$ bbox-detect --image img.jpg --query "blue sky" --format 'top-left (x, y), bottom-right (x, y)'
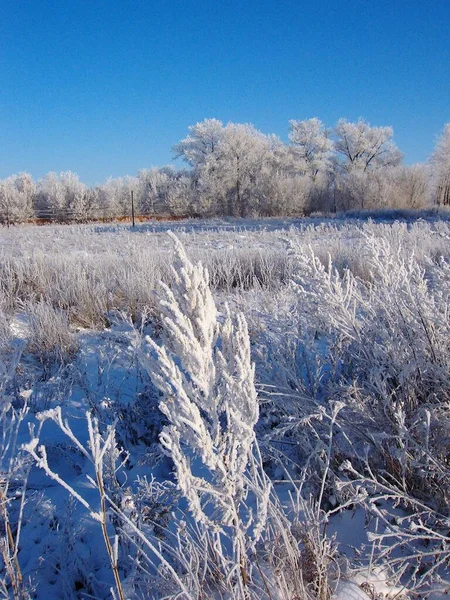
top-left (1, 0), bottom-right (449, 185)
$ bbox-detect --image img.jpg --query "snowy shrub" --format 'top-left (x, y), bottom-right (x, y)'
top-left (138, 233), bottom-right (339, 599)
top-left (139, 233), bottom-right (268, 594)
top-left (290, 222), bottom-right (449, 415)
top-left (338, 456), bottom-right (450, 596)
top-left (286, 222), bottom-right (450, 593)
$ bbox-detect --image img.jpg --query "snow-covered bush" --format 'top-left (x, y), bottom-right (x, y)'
top-left (138, 233), bottom-right (340, 599)
top-left (0, 173), bottom-right (35, 225)
top-left (286, 222), bottom-right (450, 593)
top-left (139, 233), bottom-right (268, 595)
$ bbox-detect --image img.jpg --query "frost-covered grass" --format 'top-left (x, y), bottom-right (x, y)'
top-left (0, 215), bottom-right (449, 599)
top-left (1, 216), bottom-right (448, 323)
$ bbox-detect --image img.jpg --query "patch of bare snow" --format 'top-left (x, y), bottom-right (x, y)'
top-left (352, 567), bottom-right (406, 598)
top-left (334, 580), bottom-right (371, 599)
top-left (10, 311), bottom-right (30, 340)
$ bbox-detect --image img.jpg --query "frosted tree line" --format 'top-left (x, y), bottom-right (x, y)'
top-left (1, 118), bottom-right (449, 223)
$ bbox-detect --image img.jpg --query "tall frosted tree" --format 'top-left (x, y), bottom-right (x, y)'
top-left (207, 123), bottom-right (275, 217)
top-left (289, 117), bottom-right (333, 180)
top-left (0, 172), bottom-right (35, 223)
top-left (175, 119), bottom-right (283, 217)
top-left (36, 171), bottom-right (86, 220)
top-left (334, 119), bottom-right (403, 210)
top-left (100, 175), bottom-right (138, 218)
top-left (138, 168), bottom-right (166, 214)
top-left (138, 167), bottom-right (193, 216)
top-left (173, 118), bottom-right (224, 168)
top-left (334, 118), bottom-right (403, 172)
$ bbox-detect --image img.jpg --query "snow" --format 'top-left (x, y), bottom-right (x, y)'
top-left (10, 312), bottom-right (30, 339)
top-left (333, 581), bottom-right (371, 600)
top-left (1, 216), bottom-right (449, 598)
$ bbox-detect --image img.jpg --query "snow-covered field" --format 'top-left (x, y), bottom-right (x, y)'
top-left (1, 215), bottom-right (449, 599)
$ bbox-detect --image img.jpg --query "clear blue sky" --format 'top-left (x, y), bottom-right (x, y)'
top-left (1, 0), bottom-right (449, 185)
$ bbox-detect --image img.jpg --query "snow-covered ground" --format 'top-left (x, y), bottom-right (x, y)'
top-left (1, 216), bottom-right (449, 599)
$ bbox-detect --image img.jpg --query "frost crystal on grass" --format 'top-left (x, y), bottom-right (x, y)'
top-left (140, 233), bottom-right (260, 532)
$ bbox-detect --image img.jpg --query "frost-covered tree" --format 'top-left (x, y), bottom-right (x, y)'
top-left (14, 172), bottom-right (36, 207)
top-left (333, 119), bottom-right (404, 210)
top-left (174, 118), bottom-right (225, 215)
top-left (35, 172), bottom-right (63, 219)
top-left (138, 167), bottom-right (193, 216)
top-left (70, 187), bottom-right (102, 221)
top-left (386, 164), bottom-right (429, 209)
top-left (254, 169), bottom-right (311, 216)
top-left (36, 171), bottom-right (86, 220)
top-left (335, 164), bottom-right (429, 212)
top-left (173, 118), bottom-right (224, 168)
top-left (208, 123), bottom-right (277, 217)
top-left (289, 117), bottom-right (333, 180)
top-left (430, 123), bottom-right (450, 206)
top-left (175, 119), bottom-right (289, 217)
top-left (334, 118), bottom-right (403, 172)
top-left (100, 175), bottom-right (138, 218)
top-left (0, 172), bottom-right (35, 223)
top-left (164, 172), bottom-right (192, 216)
top-left (138, 167), bottom-right (166, 214)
